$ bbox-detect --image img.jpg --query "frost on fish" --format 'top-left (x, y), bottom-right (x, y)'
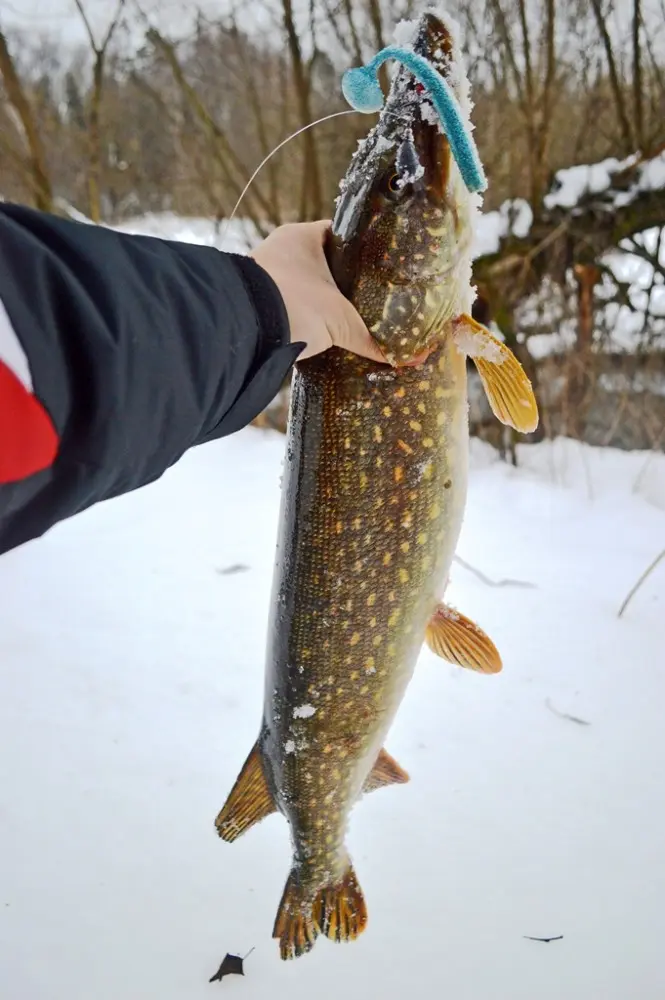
top-left (454, 326), bottom-right (505, 363)
top-left (293, 704), bottom-right (317, 719)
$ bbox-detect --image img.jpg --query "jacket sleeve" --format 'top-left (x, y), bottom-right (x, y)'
top-left (0, 203), bottom-right (302, 554)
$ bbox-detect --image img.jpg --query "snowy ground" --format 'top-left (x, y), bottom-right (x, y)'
top-left (0, 431), bottom-right (663, 1000)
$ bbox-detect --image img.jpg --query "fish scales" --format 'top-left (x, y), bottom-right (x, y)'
top-left (263, 341), bottom-right (468, 879)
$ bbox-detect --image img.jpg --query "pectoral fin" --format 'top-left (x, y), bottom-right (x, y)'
top-left (453, 314), bottom-right (539, 433)
top-left (426, 603), bottom-right (502, 674)
top-left (363, 748), bottom-right (410, 792)
top-left (215, 741), bottom-right (276, 842)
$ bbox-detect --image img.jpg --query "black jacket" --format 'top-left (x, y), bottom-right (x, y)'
top-left (0, 203), bottom-right (301, 555)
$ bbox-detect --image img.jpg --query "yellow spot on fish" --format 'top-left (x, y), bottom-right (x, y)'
top-left (383, 406), bottom-right (391, 416)
top-left (354, 560), bottom-right (362, 572)
top-left (437, 412), bottom-right (445, 426)
top-left (417, 531), bottom-right (428, 545)
top-left (373, 635), bottom-right (383, 647)
top-left (344, 436), bottom-right (351, 450)
top-left (350, 632), bottom-right (360, 646)
top-left (374, 425), bottom-right (383, 443)
top-left (383, 553), bottom-right (392, 566)
top-left (401, 541), bottom-right (410, 553)
top-left (375, 497), bottom-right (384, 509)
top-left (388, 590), bottom-right (396, 602)
top-left (332, 768), bottom-right (341, 780)
top-left (398, 439), bottom-right (414, 455)
top-left (402, 511), bottom-right (413, 528)
top-left (369, 617), bottom-right (377, 627)
top-left (423, 463), bottom-right (434, 480)
top-left (360, 472), bottom-right (368, 488)
top-left (325, 834), bottom-right (334, 845)
top-left (360, 685), bottom-right (369, 695)
top-left (353, 517), bottom-right (362, 530)
top-left (422, 554), bottom-right (433, 570)
top-left (336, 521), bottom-right (343, 534)
top-left (376, 456), bottom-right (383, 468)
top-left (412, 326), bottom-right (421, 336)
top-left (417, 402), bottom-right (427, 414)
top-left (323, 745), bottom-right (332, 754)
top-left (367, 593), bottom-right (376, 607)
top-left (350, 671), bottom-right (359, 681)
top-left (364, 657), bottom-right (375, 671)
top-left (409, 420), bottom-right (422, 432)
top-left (429, 501), bottom-right (441, 520)
top-left (388, 608), bottom-right (402, 626)
top-left (435, 386), bottom-right (445, 398)
top-left (398, 568), bottom-right (409, 583)
top-left (387, 643), bottom-right (396, 655)
top-left (394, 387), bottom-right (405, 398)
top-left (302, 649), bottom-right (312, 659)
top-left (394, 466), bottom-right (404, 483)
top-left (423, 437), bottom-right (434, 448)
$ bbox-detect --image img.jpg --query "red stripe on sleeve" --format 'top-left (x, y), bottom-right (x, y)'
top-left (0, 360), bottom-right (59, 483)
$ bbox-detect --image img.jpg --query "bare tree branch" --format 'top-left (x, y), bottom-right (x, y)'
top-left (618, 548), bottom-right (665, 617)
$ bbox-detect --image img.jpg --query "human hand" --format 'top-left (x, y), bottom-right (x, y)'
top-left (251, 221), bottom-right (386, 363)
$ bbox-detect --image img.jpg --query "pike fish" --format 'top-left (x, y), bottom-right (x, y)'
top-left (215, 10), bottom-right (538, 960)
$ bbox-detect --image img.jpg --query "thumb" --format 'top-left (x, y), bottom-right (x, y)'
top-left (330, 294), bottom-right (387, 365)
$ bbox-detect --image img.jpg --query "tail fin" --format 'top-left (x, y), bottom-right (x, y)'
top-left (273, 863), bottom-right (368, 961)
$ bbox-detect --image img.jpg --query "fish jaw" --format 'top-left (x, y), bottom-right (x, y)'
top-left (328, 11), bottom-right (480, 367)
top-left (261, 339), bottom-right (469, 889)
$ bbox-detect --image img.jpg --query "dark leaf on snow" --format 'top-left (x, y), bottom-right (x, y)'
top-left (209, 948), bottom-right (254, 984)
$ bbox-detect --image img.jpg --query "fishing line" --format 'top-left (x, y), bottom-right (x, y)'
top-left (222, 108), bottom-right (412, 245)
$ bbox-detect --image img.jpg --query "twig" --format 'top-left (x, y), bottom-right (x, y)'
top-left (545, 698), bottom-right (591, 726)
top-left (524, 934), bottom-right (564, 943)
top-left (618, 548), bottom-right (665, 618)
top-left (453, 555), bottom-right (536, 589)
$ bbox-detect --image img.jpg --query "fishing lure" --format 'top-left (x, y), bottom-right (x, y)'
top-left (342, 44), bottom-right (487, 195)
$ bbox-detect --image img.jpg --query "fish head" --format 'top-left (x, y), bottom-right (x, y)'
top-left (330, 12), bottom-right (479, 367)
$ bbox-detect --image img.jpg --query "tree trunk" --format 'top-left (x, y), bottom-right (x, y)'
top-left (282, 0), bottom-right (323, 220)
top-left (0, 31), bottom-right (53, 213)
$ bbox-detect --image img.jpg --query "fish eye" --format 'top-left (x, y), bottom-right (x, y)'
top-left (385, 172), bottom-right (408, 200)
top-left (388, 172), bottom-right (402, 193)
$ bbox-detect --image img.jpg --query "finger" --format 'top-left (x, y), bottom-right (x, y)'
top-left (332, 298), bottom-right (387, 364)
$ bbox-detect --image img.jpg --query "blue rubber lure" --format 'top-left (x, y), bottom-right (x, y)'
top-left (342, 44), bottom-right (487, 194)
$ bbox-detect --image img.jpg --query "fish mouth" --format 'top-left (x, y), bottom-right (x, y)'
top-left (333, 12), bottom-right (459, 247)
